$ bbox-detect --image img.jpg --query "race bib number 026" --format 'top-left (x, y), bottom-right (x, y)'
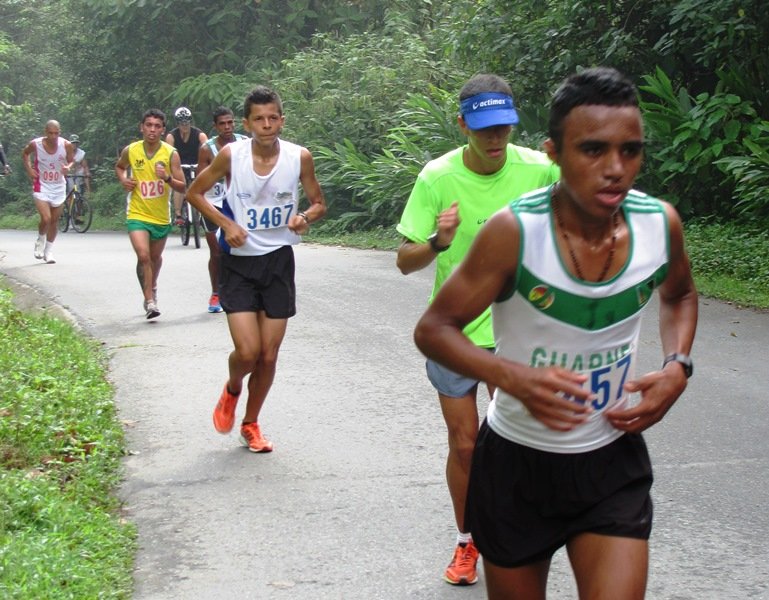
top-left (246, 204), bottom-right (294, 230)
top-left (139, 180), bottom-right (166, 199)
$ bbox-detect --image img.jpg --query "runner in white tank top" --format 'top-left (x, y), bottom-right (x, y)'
top-left (196, 106), bottom-right (248, 313)
top-left (21, 120), bottom-right (75, 263)
top-left (185, 86), bottom-right (327, 455)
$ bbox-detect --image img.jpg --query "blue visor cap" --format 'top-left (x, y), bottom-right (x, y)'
top-left (460, 92), bottom-right (519, 130)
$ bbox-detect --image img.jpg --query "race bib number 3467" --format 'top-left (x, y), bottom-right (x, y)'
top-left (246, 204), bottom-right (294, 230)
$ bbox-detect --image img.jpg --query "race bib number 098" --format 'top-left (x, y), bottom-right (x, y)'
top-left (246, 204), bottom-right (294, 230)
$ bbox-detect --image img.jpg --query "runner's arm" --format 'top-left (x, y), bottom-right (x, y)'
top-left (114, 146), bottom-right (136, 192)
top-left (606, 201), bottom-right (698, 432)
top-left (298, 147), bottom-right (326, 222)
top-left (397, 201), bottom-right (460, 274)
top-left (187, 146), bottom-right (246, 248)
top-left (21, 140), bottom-right (42, 181)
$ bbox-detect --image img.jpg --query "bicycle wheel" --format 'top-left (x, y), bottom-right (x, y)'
top-left (58, 203), bottom-right (70, 233)
top-left (180, 199), bottom-right (191, 246)
top-left (191, 205), bottom-right (201, 248)
top-left (71, 192), bottom-right (93, 233)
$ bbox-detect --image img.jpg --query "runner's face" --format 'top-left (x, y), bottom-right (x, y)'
top-left (460, 119), bottom-right (513, 174)
top-left (243, 102), bottom-right (284, 146)
top-left (140, 117), bottom-right (165, 143)
top-left (44, 124), bottom-right (60, 143)
top-left (547, 104), bottom-right (644, 218)
top-left (214, 115), bottom-right (236, 140)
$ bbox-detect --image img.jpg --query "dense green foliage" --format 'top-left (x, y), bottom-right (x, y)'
top-left (1, 0), bottom-right (767, 227)
top-left (0, 288), bottom-right (134, 598)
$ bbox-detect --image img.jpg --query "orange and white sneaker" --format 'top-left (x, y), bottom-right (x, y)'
top-left (240, 422), bottom-right (273, 453)
top-left (213, 385), bottom-right (239, 433)
top-left (444, 541), bottom-right (479, 586)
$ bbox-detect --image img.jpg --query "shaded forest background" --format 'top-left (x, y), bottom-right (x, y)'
top-left (1, 0), bottom-right (768, 231)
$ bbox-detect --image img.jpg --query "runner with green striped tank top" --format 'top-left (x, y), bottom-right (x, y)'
top-left (414, 67), bottom-right (698, 599)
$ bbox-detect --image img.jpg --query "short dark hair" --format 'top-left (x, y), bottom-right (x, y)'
top-left (459, 74), bottom-right (513, 102)
top-left (212, 106), bottom-right (234, 123)
top-left (244, 86), bottom-right (283, 119)
top-left (548, 67), bottom-right (639, 151)
top-left (142, 108), bottom-right (166, 125)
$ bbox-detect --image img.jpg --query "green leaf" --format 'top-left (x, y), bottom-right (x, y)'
top-left (723, 120), bottom-right (741, 142)
top-left (684, 142), bottom-right (703, 162)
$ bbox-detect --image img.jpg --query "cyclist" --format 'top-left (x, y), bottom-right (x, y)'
top-left (165, 107), bottom-right (207, 226)
top-left (197, 106), bottom-right (248, 313)
top-left (21, 120), bottom-right (75, 263)
top-left (66, 134), bottom-right (91, 196)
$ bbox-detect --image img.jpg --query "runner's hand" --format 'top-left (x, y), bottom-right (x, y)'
top-left (606, 369), bottom-right (687, 433)
top-left (221, 221), bottom-right (247, 248)
top-left (499, 363), bottom-right (593, 431)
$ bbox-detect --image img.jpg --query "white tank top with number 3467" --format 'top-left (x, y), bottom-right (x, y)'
top-left (222, 137), bottom-right (302, 256)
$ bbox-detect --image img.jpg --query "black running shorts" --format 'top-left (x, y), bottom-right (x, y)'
top-left (219, 246), bottom-right (296, 318)
top-left (466, 421), bottom-right (653, 568)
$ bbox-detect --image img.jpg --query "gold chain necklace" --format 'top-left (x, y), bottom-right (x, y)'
top-left (552, 194), bottom-right (619, 282)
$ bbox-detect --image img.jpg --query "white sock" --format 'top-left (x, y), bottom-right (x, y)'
top-left (45, 241), bottom-right (54, 252)
top-left (37, 234), bottom-right (45, 244)
top-left (456, 531), bottom-right (472, 546)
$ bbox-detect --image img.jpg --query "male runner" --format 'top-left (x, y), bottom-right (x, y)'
top-left (115, 109), bottom-right (186, 319)
top-left (21, 120), bottom-right (75, 264)
top-left (196, 106), bottom-right (248, 313)
top-left (186, 86), bottom-right (326, 452)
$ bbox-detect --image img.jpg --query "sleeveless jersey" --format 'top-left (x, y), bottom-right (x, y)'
top-left (489, 187), bottom-right (670, 453)
top-left (203, 134), bottom-right (247, 208)
top-left (125, 140), bottom-right (176, 225)
top-left (220, 137), bottom-right (302, 256)
top-left (32, 137), bottom-right (68, 196)
top-left (171, 127), bottom-right (203, 165)
top-left (397, 144), bottom-right (559, 348)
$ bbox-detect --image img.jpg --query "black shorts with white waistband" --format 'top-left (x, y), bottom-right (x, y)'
top-left (466, 420), bottom-right (653, 568)
top-left (219, 246), bottom-right (296, 318)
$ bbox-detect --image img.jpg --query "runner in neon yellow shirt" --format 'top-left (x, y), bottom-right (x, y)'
top-left (396, 73), bottom-right (559, 587)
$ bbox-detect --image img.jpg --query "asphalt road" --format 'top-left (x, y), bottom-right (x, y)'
top-left (1, 229), bottom-right (768, 599)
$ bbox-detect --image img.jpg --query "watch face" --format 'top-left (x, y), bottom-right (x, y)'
top-left (665, 354), bottom-right (692, 378)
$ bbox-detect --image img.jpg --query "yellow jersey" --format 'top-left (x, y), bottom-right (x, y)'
top-left (125, 141), bottom-right (175, 225)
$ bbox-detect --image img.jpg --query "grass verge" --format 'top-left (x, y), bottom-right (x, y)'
top-left (685, 220), bottom-right (769, 310)
top-left (0, 286), bottom-right (135, 599)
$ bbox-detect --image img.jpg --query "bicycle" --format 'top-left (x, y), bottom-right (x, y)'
top-left (58, 175), bottom-right (93, 233)
top-left (178, 163), bottom-right (202, 248)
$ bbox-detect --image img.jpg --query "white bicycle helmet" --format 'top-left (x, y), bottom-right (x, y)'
top-left (174, 107), bottom-right (192, 122)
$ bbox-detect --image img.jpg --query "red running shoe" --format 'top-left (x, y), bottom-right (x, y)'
top-left (213, 385), bottom-right (239, 433)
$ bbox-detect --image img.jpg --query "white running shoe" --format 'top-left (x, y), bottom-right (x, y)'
top-left (143, 300), bottom-right (160, 320)
top-left (44, 251), bottom-right (56, 264)
top-left (34, 238), bottom-right (45, 259)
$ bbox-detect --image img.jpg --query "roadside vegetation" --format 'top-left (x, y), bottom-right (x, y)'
top-left (0, 288), bottom-right (134, 599)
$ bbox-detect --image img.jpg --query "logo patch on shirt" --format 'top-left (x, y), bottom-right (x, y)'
top-left (134, 159), bottom-right (145, 170)
top-left (635, 278), bottom-right (656, 307)
top-left (528, 285), bottom-right (555, 310)
top-left (275, 191), bottom-right (293, 203)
